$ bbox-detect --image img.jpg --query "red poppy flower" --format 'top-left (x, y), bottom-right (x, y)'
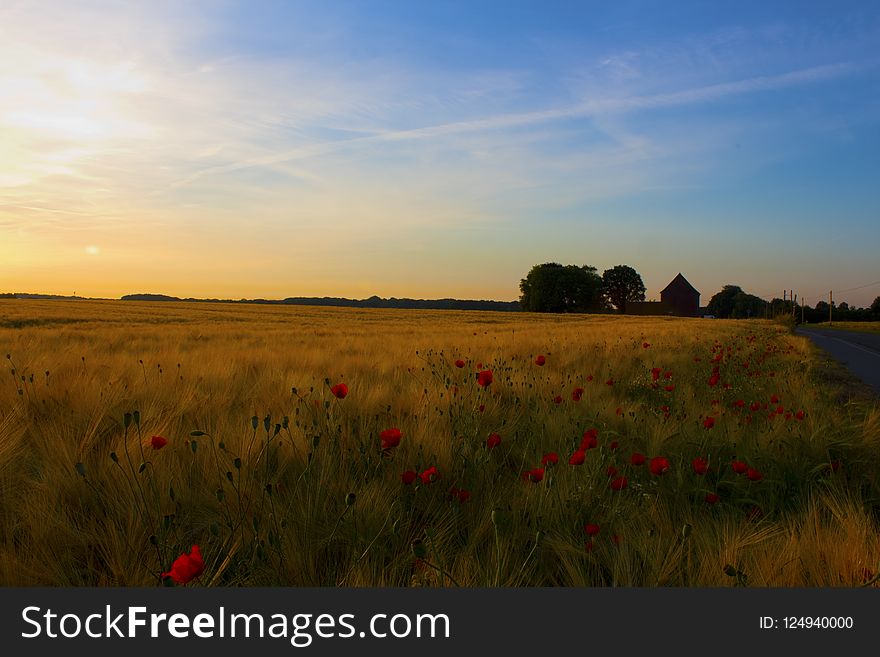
top-left (553, 395), bottom-right (563, 404)
top-left (703, 417), bottom-right (715, 429)
top-left (664, 385), bottom-right (675, 392)
top-left (732, 460), bottom-right (748, 475)
top-left (380, 428), bottom-right (402, 450)
top-left (705, 493), bottom-right (720, 505)
top-left (630, 452), bottom-right (645, 466)
top-left (478, 404), bottom-right (485, 413)
top-left (535, 355), bottom-right (546, 366)
top-left (584, 523), bottom-right (600, 536)
top-left (609, 476), bottom-right (628, 491)
top-left (746, 468), bottom-right (763, 482)
top-left (770, 394), bottom-right (780, 404)
top-left (401, 470), bottom-right (417, 485)
top-left (664, 371), bottom-right (673, 379)
top-left (708, 373), bottom-right (720, 387)
top-left (330, 383), bottom-right (348, 399)
top-left (830, 460), bottom-right (840, 472)
top-left (419, 466), bottom-right (439, 484)
top-left (454, 359), bottom-right (465, 368)
top-left (609, 440), bottom-right (619, 451)
top-left (606, 465), bottom-right (618, 478)
top-left (486, 433), bottom-right (501, 449)
top-left (584, 540), bottom-right (594, 552)
top-left (523, 468), bottom-right (544, 483)
top-left (586, 375), bottom-right (593, 382)
top-left (651, 367), bottom-right (661, 382)
top-left (795, 410), bottom-right (805, 420)
top-left (541, 452), bottom-right (559, 467)
top-left (150, 435), bottom-right (169, 450)
top-left (578, 428), bottom-right (597, 450)
top-left (605, 378), bottom-right (614, 386)
top-left (476, 362), bottom-right (483, 369)
top-left (649, 456), bottom-right (670, 476)
top-left (477, 370), bottom-right (493, 387)
top-left (692, 457), bottom-right (709, 475)
top-left (733, 399), bottom-right (745, 408)
top-left (571, 387), bottom-right (584, 401)
top-left (449, 487), bottom-right (470, 503)
top-left (162, 545), bottom-right (205, 585)
top-left (615, 406), bottom-right (623, 415)
top-left (643, 342), bottom-right (651, 349)
top-left (750, 401), bottom-right (761, 412)
top-left (569, 450), bottom-right (586, 465)
top-left (611, 534), bottom-right (621, 546)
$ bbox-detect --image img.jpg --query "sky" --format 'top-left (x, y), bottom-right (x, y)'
top-left (1, 0), bottom-right (879, 307)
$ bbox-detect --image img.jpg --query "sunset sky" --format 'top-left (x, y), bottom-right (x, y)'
top-left (1, 0), bottom-right (879, 306)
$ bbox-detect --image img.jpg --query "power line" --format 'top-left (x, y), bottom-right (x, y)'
top-left (835, 280), bottom-right (880, 294)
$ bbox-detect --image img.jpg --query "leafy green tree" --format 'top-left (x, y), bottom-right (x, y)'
top-left (706, 285), bottom-right (743, 318)
top-left (871, 296), bottom-right (880, 318)
top-left (730, 292), bottom-right (767, 319)
top-left (600, 265), bottom-right (646, 313)
top-left (519, 263), bottom-right (604, 313)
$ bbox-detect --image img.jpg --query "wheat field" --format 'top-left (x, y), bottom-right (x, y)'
top-left (1, 299), bottom-right (878, 586)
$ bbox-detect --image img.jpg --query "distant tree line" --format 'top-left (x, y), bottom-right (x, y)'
top-left (518, 263), bottom-right (646, 313)
top-left (120, 294), bottom-right (521, 312)
top-left (706, 286), bottom-right (880, 322)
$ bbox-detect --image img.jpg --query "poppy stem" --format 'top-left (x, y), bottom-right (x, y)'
top-left (419, 559), bottom-right (461, 588)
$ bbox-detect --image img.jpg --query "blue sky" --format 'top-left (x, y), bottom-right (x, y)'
top-left (1, 0), bottom-right (878, 306)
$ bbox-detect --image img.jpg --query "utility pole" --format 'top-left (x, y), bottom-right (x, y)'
top-left (793, 293), bottom-right (797, 319)
top-left (801, 298), bottom-right (805, 324)
top-left (829, 290), bottom-right (833, 326)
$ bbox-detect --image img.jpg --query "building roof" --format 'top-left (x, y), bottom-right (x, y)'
top-left (661, 273), bottom-right (700, 296)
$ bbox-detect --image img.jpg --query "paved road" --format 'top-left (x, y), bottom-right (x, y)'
top-left (796, 327), bottom-right (880, 392)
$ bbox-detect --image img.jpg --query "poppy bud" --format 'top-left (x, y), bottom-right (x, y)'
top-left (132, 410), bottom-right (140, 426)
top-left (149, 534), bottom-right (158, 545)
top-left (312, 435), bottom-right (321, 448)
top-left (216, 489), bottom-right (225, 502)
top-left (169, 485), bottom-right (175, 501)
top-left (251, 416), bottom-right (259, 430)
top-left (226, 471), bottom-right (234, 482)
top-left (110, 452), bottom-right (118, 462)
top-left (411, 539), bottom-right (428, 560)
top-left (123, 413), bottom-right (131, 428)
top-left (209, 523), bottom-right (219, 536)
top-left (138, 462), bottom-right (146, 474)
top-left (190, 430), bottom-right (205, 436)
top-left (233, 458), bottom-right (241, 469)
top-left (282, 416), bottom-right (289, 429)
top-left (345, 492), bottom-right (356, 506)
top-left (74, 462), bottom-right (87, 477)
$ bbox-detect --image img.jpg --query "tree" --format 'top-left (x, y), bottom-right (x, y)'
top-left (706, 285), bottom-right (743, 318)
top-left (732, 292), bottom-right (766, 318)
top-left (519, 263), bottom-right (604, 313)
top-left (600, 265), bottom-right (646, 313)
top-left (871, 296), bottom-right (880, 318)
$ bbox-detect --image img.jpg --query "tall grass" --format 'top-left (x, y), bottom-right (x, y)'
top-left (0, 299), bottom-right (877, 586)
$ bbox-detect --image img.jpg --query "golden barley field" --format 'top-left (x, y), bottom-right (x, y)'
top-left (1, 299), bottom-right (878, 586)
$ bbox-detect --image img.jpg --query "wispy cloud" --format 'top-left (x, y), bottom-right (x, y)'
top-left (175, 61), bottom-right (856, 188)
